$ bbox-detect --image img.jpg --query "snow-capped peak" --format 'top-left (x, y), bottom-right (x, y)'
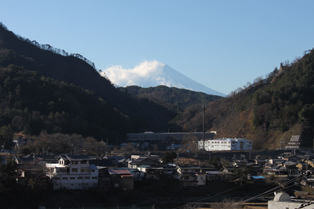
top-left (101, 60), bottom-right (225, 97)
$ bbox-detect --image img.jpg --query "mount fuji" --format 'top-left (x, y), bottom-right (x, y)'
top-left (101, 61), bottom-right (226, 97)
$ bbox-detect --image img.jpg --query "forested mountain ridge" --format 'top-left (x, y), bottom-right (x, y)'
top-left (0, 22), bottom-right (178, 135)
top-left (119, 85), bottom-right (222, 111)
top-left (179, 48), bottom-right (314, 149)
top-left (0, 65), bottom-right (132, 146)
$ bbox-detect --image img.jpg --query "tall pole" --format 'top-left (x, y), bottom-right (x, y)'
top-left (202, 105), bottom-right (206, 150)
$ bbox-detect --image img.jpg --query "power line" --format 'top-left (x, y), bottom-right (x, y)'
top-left (173, 174), bottom-right (304, 209)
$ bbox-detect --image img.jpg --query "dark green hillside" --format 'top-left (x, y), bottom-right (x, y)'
top-left (178, 48), bottom-right (314, 149)
top-left (0, 65), bottom-right (131, 142)
top-left (0, 23), bottom-right (178, 133)
top-left (120, 85), bottom-right (222, 111)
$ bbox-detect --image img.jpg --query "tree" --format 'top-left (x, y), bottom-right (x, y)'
top-left (0, 125), bottom-right (14, 149)
top-left (162, 151), bottom-right (177, 165)
top-left (0, 159), bottom-right (17, 193)
top-left (208, 156), bottom-right (223, 171)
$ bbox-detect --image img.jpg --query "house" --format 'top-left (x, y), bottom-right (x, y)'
top-left (90, 159), bottom-right (119, 170)
top-left (177, 165), bottom-right (201, 174)
top-left (164, 164), bottom-right (177, 174)
top-left (206, 171), bottom-right (233, 181)
top-left (16, 165), bottom-right (49, 187)
top-left (14, 154), bottom-right (58, 165)
top-left (45, 155), bottom-right (99, 190)
top-left (108, 169), bottom-right (134, 190)
top-left (174, 165), bottom-right (206, 187)
top-left (137, 165), bottom-right (163, 180)
top-left (97, 166), bottom-right (110, 189)
top-left (34, 155), bottom-right (58, 165)
top-left (174, 172), bottom-right (206, 187)
top-left (128, 168), bottom-right (145, 181)
top-left (267, 158), bottom-right (285, 166)
top-left (128, 156), bottom-right (162, 169)
top-left (283, 161), bottom-right (299, 176)
top-left (279, 154), bottom-right (301, 163)
top-left (14, 154), bottom-right (35, 164)
top-left (296, 162), bottom-right (310, 172)
top-left (263, 165), bottom-right (288, 175)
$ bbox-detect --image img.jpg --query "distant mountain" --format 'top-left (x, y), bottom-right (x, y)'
top-left (102, 62), bottom-right (226, 97)
top-left (160, 64), bottom-right (226, 97)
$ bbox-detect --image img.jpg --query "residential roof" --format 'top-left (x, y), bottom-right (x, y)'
top-left (59, 155), bottom-right (90, 161)
top-left (90, 159), bottom-right (116, 167)
top-left (108, 169), bottom-right (131, 175)
top-left (206, 171), bottom-right (232, 175)
top-left (89, 164), bottom-right (98, 170)
top-left (251, 176), bottom-right (266, 180)
top-left (284, 161), bottom-right (297, 166)
top-left (129, 157), bottom-right (160, 165)
top-left (138, 165), bottom-right (163, 169)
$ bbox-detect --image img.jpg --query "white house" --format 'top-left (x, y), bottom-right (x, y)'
top-left (46, 155), bottom-right (98, 190)
top-left (198, 138), bottom-right (252, 151)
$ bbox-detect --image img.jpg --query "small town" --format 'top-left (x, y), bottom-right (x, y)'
top-left (1, 132), bottom-right (314, 208)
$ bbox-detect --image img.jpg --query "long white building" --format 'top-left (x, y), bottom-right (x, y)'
top-left (198, 138), bottom-right (252, 151)
top-left (46, 155), bottom-right (99, 190)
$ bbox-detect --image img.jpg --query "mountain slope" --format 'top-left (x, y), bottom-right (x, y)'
top-left (0, 22), bottom-right (178, 134)
top-left (178, 48), bottom-right (314, 149)
top-left (0, 65), bottom-right (130, 142)
top-left (120, 85), bottom-right (222, 111)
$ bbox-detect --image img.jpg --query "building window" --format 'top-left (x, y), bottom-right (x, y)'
top-left (55, 177), bottom-right (60, 180)
top-left (62, 177), bottom-right (68, 180)
top-left (91, 170), bottom-right (95, 172)
top-left (60, 168), bottom-right (67, 173)
top-left (92, 177), bottom-right (97, 179)
top-left (70, 177), bottom-right (75, 180)
top-left (72, 161), bottom-right (78, 165)
top-left (85, 177), bottom-right (90, 179)
top-left (81, 168), bottom-right (89, 172)
top-left (240, 141), bottom-right (244, 149)
top-left (72, 168), bottom-right (78, 172)
top-left (77, 177), bottom-right (82, 179)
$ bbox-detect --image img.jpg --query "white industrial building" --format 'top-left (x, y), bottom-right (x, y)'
top-left (198, 138), bottom-right (252, 151)
top-left (46, 155), bottom-right (99, 190)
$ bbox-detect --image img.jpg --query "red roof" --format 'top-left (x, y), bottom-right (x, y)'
top-left (108, 169), bottom-right (130, 175)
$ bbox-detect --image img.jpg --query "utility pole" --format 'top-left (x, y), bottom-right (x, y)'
top-left (202, 105), bottom-right (206, 150)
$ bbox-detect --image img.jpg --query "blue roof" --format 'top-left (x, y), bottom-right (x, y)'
top-left (251, 176), bottom-right (266, 179)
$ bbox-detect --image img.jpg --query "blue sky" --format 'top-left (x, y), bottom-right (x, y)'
top-left (0, 0), bottom-right (313, 95)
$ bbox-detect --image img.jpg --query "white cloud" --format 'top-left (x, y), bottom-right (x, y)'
top-left (101, 60), bottom-right (165, 87)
